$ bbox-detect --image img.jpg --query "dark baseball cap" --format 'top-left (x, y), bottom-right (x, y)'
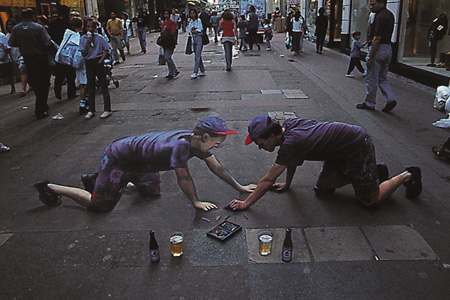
top-left (245, 115), bottom-right (274, 145)
top-left (196, 117), bottom-right (237, 135)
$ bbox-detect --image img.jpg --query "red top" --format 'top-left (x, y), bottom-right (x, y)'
top-left (222, 19), bottom-right (234, 37)
top-left (162, 19), bottom-right (177, 41)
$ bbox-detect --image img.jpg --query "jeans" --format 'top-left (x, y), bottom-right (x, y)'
top-left (164, 47), bottom-right (178, 76)
top-left (193, 34), bottom-right (205, 74)
top-left (23, 55), bottom-right (50, 116)
top-left (364, 44), bottom-right (395, 108)
top-left (137, 27), bottom-right (146, 52)
top-left (213, 26), bottom-right (219, 42)
top-left (86, 59), bottom-right (111, 113)
top-left (110, 34), bottom-right (125, 62)
top-left (223, 41), bottom-right (233, 69)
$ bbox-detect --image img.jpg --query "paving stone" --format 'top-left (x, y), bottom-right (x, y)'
top-left (362, 225), bottom-right (438, 261)
top-left (305, 227), bottom-right (374, 262)
top-left (261, 90), bottom-right (283, 94)
top-left (246, 228), bottom-right (311, 264)
top-left (282, 89), bottom-right (309, 99)
top-left (0, 233), bottom-right (13, 247)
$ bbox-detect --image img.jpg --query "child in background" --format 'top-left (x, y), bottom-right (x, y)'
top-left (264, 19), bottom-right (273, 51)
top-left (237, 15), bottom-right (248, 52)
top-left (79, 18), bottom-right (112, 119)
top-left (346, 31), bottom-right (367, 78)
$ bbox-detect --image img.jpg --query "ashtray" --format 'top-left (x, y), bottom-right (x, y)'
top-left (207, 221), bottom-right (242, 241)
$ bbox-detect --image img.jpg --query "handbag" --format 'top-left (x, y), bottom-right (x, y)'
top-left (55, 30), bottom-right (79, 66)
top-left (202, 32), bottom-right (209, 45)
top-left (185, 35), bottom-right (193, 55)
top-left (157, 47), bottom-right (166, 65)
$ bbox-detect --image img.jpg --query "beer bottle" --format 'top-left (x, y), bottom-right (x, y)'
top-left (149, 230), bottom-right (160, 263)
top-left (282, 228), bottom-right (293, 263)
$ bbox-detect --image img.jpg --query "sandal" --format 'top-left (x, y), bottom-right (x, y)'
top-left (432, 145), bottom-right (450, 160)
top-left (403, 166), bottom-right (422, 199)
top-left (34, 181), bottom-right (62, 206)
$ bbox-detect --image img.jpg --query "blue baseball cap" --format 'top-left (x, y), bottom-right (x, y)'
top-left (196, 117), bottom-right (237, 135)
top-left (245, 115), bottom-right (274, 145)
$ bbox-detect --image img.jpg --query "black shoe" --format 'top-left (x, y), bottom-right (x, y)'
top-left (174, 71), bottom-right (180, 78)
top-left (426, 63), bottom-right (436, 67)
top-left (164, 74), bottom-right (174, 79)
top-left (403, 166), bottom-right (422, 199)
top-left (313, 185), bottom-right (336, 195)
top-left (226, 67), bottom-right (231, 71)
top-left (36, 112), bottom-right (50, 120)
top-left (356, 102), bottom-right (375, 110)
top-left (54, 91), bottom-right (62, 100)
top-left (382, 100), bottom-right (397, 113)
top-left (377, 163), bottom-right (389, 183)
top-left (257, 44), bottom-right (261, 51)
top-left (34, 181), bottom-right (62, 206)
top-left (81, 173), bottom-right (98, 194)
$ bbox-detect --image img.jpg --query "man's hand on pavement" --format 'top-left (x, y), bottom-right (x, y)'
top-left (238, 184), bottom-right (257, 193)
top-left (193, 201), bottom-right (218, 211)
top-left (272, 182), bottom-right (290, 193)
top-left (227, 199), bottom-right (248, 211)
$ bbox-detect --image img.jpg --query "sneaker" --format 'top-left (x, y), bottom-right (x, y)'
top-left (191, 73), bottom-right (198, 79)
top-left (266, 48), bottom-right (271, 51)
top-left (174, 71), bottom-right (180, 78)
top-left (356, 102), bottom-right (375, 110)
top-left (0, 143), bottom-right (10, 153)
top-left (198, 72), bottom-right (206, 77)
top-left (346, 74), bottom-right (354, 78)
top-left (34, 181), bottom-right (62, 206)
top-left (377, 163), bottom-right (389, 183)
top-left (403, 166), bottom-right (422, 199)
top-left (164, 74), bottom-right (174, 79)
top-left (81, 173), bottom-right (98, 194)
top-left (382, 100), bottom-right (397, 113)
top-left (85, 112), bottom-right (95, 119)
top-left (100, 111), bottom-right (112, 119)
top-left (363, 71), bottom-right (367, 77)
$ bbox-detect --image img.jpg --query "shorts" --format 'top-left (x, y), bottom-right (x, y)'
top-left (91, 146), bottom-right (161, 210)
top-left (0, 62), bottom-right (13, 78)
top-left (320, 135), bottom-right (379, 205)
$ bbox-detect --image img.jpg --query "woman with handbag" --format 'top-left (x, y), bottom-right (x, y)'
top-left (218, 10), bottom-right (239, 71)
top-left (189, 9), bottom-right (206, 79)
top-left (161, 9), bottom-right (179, 79)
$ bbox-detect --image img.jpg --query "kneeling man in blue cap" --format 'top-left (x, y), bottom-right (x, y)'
top-left (227, 115), bottom-right (422, 210)
top-left (35, 117), bottom-right (256, 212)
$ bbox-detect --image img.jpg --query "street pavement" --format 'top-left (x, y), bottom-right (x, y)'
top-left (0, 31), bottom-right (450, 299)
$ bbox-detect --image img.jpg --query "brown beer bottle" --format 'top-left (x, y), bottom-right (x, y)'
top-left (282, 228), bottom-right (293, 263)
top-left (149, 230), bottom-right (160, 263)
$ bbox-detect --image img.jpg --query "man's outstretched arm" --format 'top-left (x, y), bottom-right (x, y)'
top-left (175, 167), bottom-right (217, 211)
top-left (204, 155), bottom-right (256, 193)
top-left (227, 163), bottom-right (287, 210)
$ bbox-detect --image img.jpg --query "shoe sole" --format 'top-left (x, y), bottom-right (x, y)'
top-left (34, 181), bottom-right (61, 206)
top-left (382, 101), bottom-right (397, 113)
top-left (403, 166), bottom-right (422, 198)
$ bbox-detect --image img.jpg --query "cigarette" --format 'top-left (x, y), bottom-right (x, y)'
top-left (202, 217), bottom-right (211, 222)
top-left (243, 214), bottom-right (248, 220)
top-left (216, 216), bottom-right (221, 222)
top-left (374, 255), bottom-right (379, 261)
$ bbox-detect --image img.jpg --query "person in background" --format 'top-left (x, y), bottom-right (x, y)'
top-left (180, 10), bottom-right (187, 33)
top-left (162, 9), bottom-right (179, 79)
top-left (122, 12), bottom-right (132, 55)
top-left (210, 11), bottom-right (220, 43)
top-left (218, 10), bottom-right (239, 71)
top-left (36, 15), bottom-right (49, 31)
top-left (237, 15), bottom-right (248, 51)
top-left (315, 7), bottom-right (328, 54)
top-left (189, 8), bottom-right (206, 79)
top-left (264, 18), bottom-right (273, 51)
top-left (291, 10), bottom-right (304, 55)
top-left (9, 8), bottom-right (52, 120)
top-left (70, 17), bottom-right (88, 114)
top-left (6, 19), bottom-right (28, 97)
top-left (0, 31), bottom-right (15, 95)
top-left (106, 11), bottom-right (126, 64)
top-left (79, 18), bottom-right (112, 119)
top-left (170, 8), bottom-right (180, 41)
top-left (132, 8), bottom-right (148, 53)
top-left (247, 5), bottom-right (260, 51)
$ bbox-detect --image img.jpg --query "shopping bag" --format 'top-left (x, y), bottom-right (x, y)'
top-left (185, 36), bottom-right (193, 55)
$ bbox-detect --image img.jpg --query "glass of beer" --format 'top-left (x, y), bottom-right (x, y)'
top-left (258, 230), bottom-right (273, 256)
top-left (170, 232), bottom-right (184, 257)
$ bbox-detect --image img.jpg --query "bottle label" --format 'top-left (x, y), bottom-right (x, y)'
top-left (282, 249), bottom-right (292, 262)
top-left (150, 249), bottom-right (160, 262)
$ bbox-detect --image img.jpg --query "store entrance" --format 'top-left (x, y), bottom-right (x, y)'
top-left (326, 0), bottom-right (342, 47)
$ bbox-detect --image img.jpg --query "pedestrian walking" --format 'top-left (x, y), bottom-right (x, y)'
top-left (34, 117), bottom-right (256, 212)
top-left (106, 12), bottom-right (126, 64)
top-left (170, 9), bottom-right (180, 41)
top-left (180, 10), bottom-right (187, 33)
top-left (237, 15), bottom-right (248, 51)
top-left (189, 9), bottom-right (206, 79)
top-left (69, 17), bottom-right (88, 114)
top-left (132, 8), bottom-right (148, 53)
top-left (285, 10), bottom-right (294, 49)
top-left (218, 10), bottom-right (239, 71)
top-left (227, 116), bottom-right (423, 210)
top-left (291, 10), bottom-right (305, 55)
top-left (315, 7), bottom-right (328, 54)
top-left (122, 12), bottom-right (132, 55)
top-left (8, 8), bottom-right (52, 120)
top-left (79, 18), bottom-right (112, 120)
top-left (247, 5), bottom-right (260, 51)
top-left (210, 11), bottom-right (220, 43)
top-left (0, 31), bottom-right (15, 95)
top-left (346, 31), bottom-right (367, 78)
top-left (5, 19), bottom-right (28, 97)
top-left (357, 0), bottom-right (397, 112)
top-left (161, 9), bottom-right (179, 79)
top-left (264, 19), bottom-right (273, 51)
top-left (49, 5), bottom-right (77, 100)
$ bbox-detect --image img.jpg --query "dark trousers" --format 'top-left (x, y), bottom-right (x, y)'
top-left (347, 57), bottom-right (365, 74)
top-left (429, 37), bottom-right (438, 64)
top-left (86, 59), bottom-right (111, 113)
top-left (316, 34), bottom-right (325, 52)
top-left (248, 28), bottom-right (259, 49)
top-left (54, 62), bottom-right (76, 99)
top-left (23, 55), bottom-right (50, 116)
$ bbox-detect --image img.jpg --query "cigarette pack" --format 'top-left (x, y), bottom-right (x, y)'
top-left (206, 221), bottom-right (242, 241)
